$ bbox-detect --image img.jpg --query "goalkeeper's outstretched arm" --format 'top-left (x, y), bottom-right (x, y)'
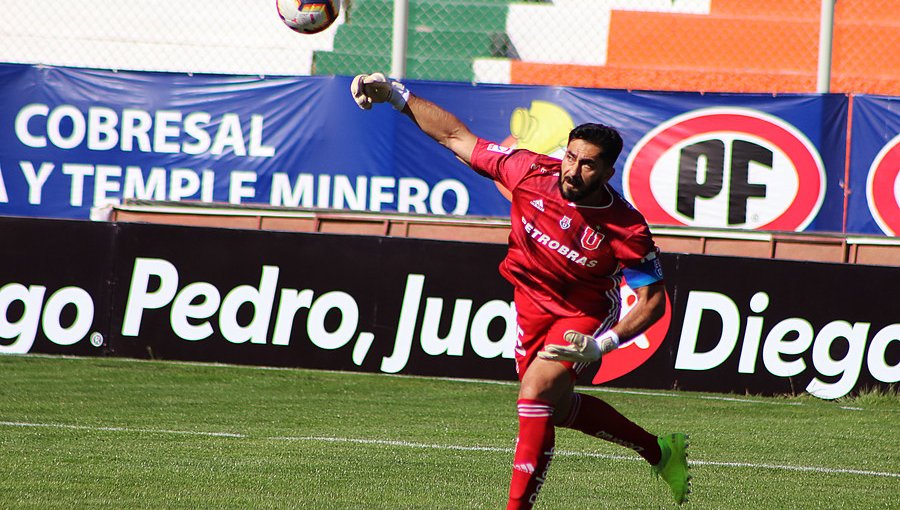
top-left (351, 73), bottom-right (477, 165)
top-left (402, 94), bottom-right (477, 165)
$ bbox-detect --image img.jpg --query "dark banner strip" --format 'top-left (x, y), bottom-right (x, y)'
top-left (1, 217), bottom-right (897, 398)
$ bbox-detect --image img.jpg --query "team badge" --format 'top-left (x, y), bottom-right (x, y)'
top-left (580, 226), bottom-right (604, 250)
top-left (559, 216), bottom-right (572, 230)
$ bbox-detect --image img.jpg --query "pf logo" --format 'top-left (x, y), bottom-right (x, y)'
top-left (592, 282), bottom-right (671, 384)
top-left (866, 133), bottom-right (900, 235)
top-left (623, 107), bottom-right (826, 230)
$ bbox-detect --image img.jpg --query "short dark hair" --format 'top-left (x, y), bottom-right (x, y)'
top-left (568, 123), bottom-right (623, 166)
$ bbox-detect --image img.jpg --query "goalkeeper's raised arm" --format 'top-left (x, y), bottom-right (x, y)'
top-left (350, 72), bottom-right (477, 165)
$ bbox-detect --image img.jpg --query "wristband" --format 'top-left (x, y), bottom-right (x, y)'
top-left (595, 329), bottom-right (620, 353)
top-left (598, 329), bottom-right (619, 344)
top-left (388, 80), bottom-right (410, 110)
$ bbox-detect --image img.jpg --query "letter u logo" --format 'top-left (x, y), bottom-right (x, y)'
top-left (580, 227), bottom-right (604, 251)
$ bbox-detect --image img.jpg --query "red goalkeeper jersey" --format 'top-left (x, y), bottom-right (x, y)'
top-left (470, 138), bottom-right (661, 319)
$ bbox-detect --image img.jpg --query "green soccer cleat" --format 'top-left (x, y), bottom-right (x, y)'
top-left (652, 433), bottom-right (692, 505)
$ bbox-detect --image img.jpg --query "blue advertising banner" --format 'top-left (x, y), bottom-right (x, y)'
top-left (847, 95), bottom-right (900, 235)
top-left (399, 86), bottom-right (849, 233)
top-left (1, 65), bottom-right (384, 218)
top-left (0, 63), bottom-right (860, 234)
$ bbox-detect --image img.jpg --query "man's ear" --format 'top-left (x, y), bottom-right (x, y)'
top-left (603, 165), bottom-right (616, 180)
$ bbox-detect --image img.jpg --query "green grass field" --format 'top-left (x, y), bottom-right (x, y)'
top-left (0, 355), bottom-right (896, 509)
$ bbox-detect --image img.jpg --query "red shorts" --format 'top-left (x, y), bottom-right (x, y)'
top-left (513, 290), bottom-right (607, 381)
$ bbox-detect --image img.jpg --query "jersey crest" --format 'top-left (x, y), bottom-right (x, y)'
top-left (559, 215), bottom-right (572, 230)
top-left (580, 226), bottom-right (605, 251)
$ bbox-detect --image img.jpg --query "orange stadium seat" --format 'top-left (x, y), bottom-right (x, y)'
top-left (509, 0), bottom-right (899, 95)
top-left (831, 0), bottom-right (900, 94)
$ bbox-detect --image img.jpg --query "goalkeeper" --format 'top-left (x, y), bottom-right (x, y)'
top-left (351, 73), bottom-right (691, 508)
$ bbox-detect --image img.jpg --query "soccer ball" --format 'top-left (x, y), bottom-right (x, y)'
top-left (276, 0), bottom-right (340, 34)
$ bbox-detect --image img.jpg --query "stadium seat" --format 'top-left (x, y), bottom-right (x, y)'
top-left (314, 0), bottom-right (899, 95)
top-left (314, 0), bottom-right (513, 81)
top-left (499, 0), bottom-right (900, 94)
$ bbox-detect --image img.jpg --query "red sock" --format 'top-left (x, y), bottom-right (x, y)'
top-left (507, 399), bottom-right (555, 510)
top-left (560, 393), bottom-right (661, 465)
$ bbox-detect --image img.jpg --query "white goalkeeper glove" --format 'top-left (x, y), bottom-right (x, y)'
top-left (538, 329), bottom-right (620, 363)
top-left (350, 72), bottom-right (410, 111)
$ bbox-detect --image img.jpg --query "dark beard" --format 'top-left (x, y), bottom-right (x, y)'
top-left (558, 174), bottom-right (603, 202)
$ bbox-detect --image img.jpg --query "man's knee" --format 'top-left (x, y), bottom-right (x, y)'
top-left (518, 359), bottom-right (575, 405)
top-left (518, 380), bottom-right (553, 402)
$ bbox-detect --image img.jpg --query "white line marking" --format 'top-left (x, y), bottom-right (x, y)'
top-left (274, 436), bottom-right (900, 478)
top-left (273, 436), bottom-right (513, 454)
top-left (686, 458), bottom-right (900, 478)
top-left (0, 421), bottom-right (246, 438)
top-left (4, 420), bottom-right (896, 479)
top-left (698, 395), bottom-right (802, 406)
